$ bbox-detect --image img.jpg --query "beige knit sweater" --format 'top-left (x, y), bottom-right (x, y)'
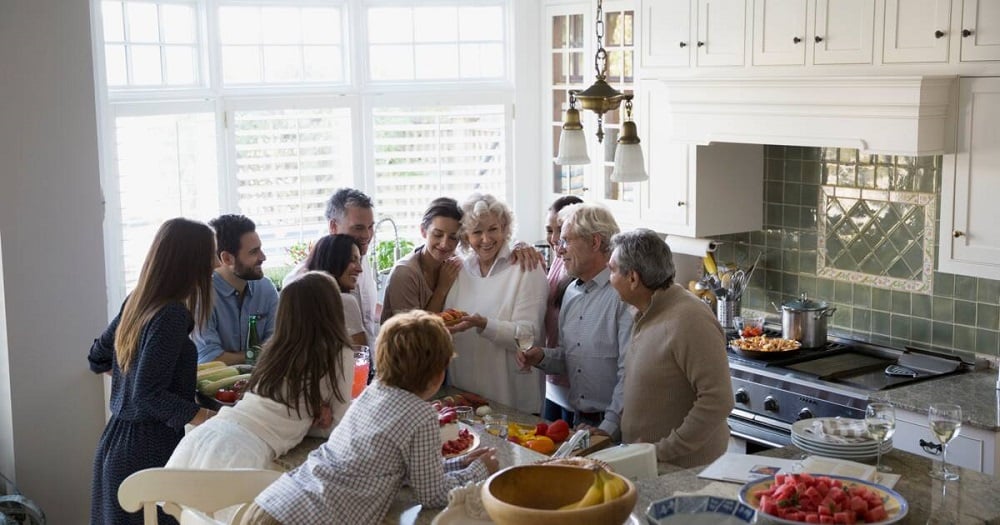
top-left (620, 283), bottom-right (734, 468)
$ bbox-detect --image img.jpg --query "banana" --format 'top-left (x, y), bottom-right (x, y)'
top-left (599, 469), bottom-right (628, 502)
top-left (559, 467), bottom-right (605, 510)
top-left (197, 361), bottom-right (226, 371)
top-left (703, 253), bottom-right (718, 276)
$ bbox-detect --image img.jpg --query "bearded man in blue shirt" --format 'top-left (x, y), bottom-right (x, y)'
top-left (195, 214), bottom-right (279, 364)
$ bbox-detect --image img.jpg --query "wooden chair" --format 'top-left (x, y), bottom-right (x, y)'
top-left (117, 468), bottom-right (281, 525)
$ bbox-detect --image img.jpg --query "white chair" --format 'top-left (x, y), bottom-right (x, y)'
top-left (117, 468), bottom-right (281, 525)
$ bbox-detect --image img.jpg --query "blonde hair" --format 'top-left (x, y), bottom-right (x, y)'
top-left (115, 218), bottom-right (215, 372)
top-left (458, 193), bottom-right (514, 251)
top-left (558, 203), bottom-right (620, 254)
top-left (375, 310), bottom-right (453, 393)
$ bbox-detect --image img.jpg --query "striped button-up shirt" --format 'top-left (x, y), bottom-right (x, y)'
top-left (255, 381), bottom-right (488, 525)
top-left (537, 267), bottom-right (633, 438)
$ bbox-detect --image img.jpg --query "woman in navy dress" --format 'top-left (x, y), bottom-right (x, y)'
top-left (88, 218), bottom-right (219, 525)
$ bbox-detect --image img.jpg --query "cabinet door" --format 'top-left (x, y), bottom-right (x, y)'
top-left (697, 0), bottom-right (747, 66)
top-left (883, 0), bottom-right (952, 63)
top-left (639, 83), bottom-right (691, 232)
top-left (641, 0), bottom-right (693, 68)
top-left (960, 0), bottom-right (1000, 62)
top-left (942, 77), bottom-right (1000, 279)
top-left (813, 0), bottom-right (874, 64)
top-left (752, 0), bottom-right (807, 66)
top-left (894, 408), bottom-right (986, 473)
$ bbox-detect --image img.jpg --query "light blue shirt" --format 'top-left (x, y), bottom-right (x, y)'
top-left (195, 272), bottom-right (279, 363)
top-left (537, 266), bottom-right (633, 438)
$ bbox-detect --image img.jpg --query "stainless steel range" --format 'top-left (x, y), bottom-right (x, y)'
top-left (726, 327), bottom-right (969, 450)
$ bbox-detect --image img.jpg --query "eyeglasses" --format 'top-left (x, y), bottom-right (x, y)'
top-left (557, 236), bottom-right (577, 249)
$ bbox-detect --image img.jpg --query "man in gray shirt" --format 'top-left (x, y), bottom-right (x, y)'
top-left (518, 203), bottom-right (632, 439)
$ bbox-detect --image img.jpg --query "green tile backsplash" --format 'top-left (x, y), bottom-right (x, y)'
top-left (713, 146), bottom-right (1000, 358)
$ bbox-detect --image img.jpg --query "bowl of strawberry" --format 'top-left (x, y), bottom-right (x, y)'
top-left (739, 473), bottom-right (907, 524)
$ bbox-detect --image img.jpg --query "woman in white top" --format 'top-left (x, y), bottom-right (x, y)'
top-left (304, 234), bottom-right (366, 346)
top-left (167, 271), bottom-right (353, 470)
top-left (445, 194), bottom-right (548, 414)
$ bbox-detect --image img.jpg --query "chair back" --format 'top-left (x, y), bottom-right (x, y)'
top-left (117, 468), bottom-right (281, 524)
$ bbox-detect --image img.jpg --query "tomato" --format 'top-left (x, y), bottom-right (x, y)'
top-left (546, 419), bottom-right (570, 442)
top-left (535, 422), bottom-right (549, 437)
top-left (215, 388), bottom-right (238, 403)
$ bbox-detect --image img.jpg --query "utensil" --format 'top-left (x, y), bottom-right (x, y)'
top-left (774, 293), bottom-right (836, 348)
top-left (884, 365), bottom-right (918, 378)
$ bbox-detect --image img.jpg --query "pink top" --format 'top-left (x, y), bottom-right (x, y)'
top-left (545, 257), bottom-right (571, 387)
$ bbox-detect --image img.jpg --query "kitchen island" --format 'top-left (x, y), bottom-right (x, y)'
top-left (274, 398), bottom-right (1000, 524)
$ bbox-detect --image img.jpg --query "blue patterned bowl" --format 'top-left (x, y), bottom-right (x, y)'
top-left (646, 495), bottom-right (756, 525)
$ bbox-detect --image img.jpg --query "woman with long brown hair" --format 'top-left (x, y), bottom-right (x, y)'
top-left (88, 217), bottom-right (218, 525)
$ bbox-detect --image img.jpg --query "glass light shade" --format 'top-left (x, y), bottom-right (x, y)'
top-left (611, 142), bottom-right (647, 182)
top-left (555, 128), bottom-right (590, 165)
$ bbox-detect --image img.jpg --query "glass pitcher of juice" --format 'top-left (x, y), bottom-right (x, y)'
top-left (352, 345), bottom-right (370, 399)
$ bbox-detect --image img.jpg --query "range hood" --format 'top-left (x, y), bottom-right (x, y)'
top-left (653, 76), bottom-right (956, 156)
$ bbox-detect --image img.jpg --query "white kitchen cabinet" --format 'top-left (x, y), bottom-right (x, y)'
top-left (812, 0), bottom-right (875, 65)
top-left (640, 0), bottom-right (693, 68)
top-left (637, 80), bottom-right (763, 236)
top-left (940, 77), bottom-right (1000, 280)
top-left (960, 0), bottom-right (1000, 62)
top-left (752, 0), bottom-right (807, 66)
top-left (697, 0), bottom-right (747, 66)
top-left (893, 405), bottom-right (998, 476)
top-left (883, 0), bottom-right (952, 64)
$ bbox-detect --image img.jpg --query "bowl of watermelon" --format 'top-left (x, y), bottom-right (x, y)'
top-left (739, 473), bottom-right (907, 524)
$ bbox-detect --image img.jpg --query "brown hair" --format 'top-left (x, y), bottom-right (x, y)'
top-left (115, 218), bottom-right (215, 372)
top-left (375, 310), bottom-right (453, 393)
top-left (247, 271), bottom-right (351, 418)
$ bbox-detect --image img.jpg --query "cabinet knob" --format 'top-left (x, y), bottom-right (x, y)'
top-left (814, 36), bottom-right (823, 43)
top-left (679, 41), bottom-right (687, 48)
top-left (935, 30), bottom-right (946, 39)
top-left (953, 230), bottom-right (965, 238)
top-left (962, 29), bottom-right (973, 37)
top-left (677, 201), bottom-right (686, 207)
top-left (793, 36), bottom-right (801, 44)
top-left (697, 41), bottom-right (705, 47)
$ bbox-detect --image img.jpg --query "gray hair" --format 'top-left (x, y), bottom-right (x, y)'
top-left (325, 188), bottom-right (373, 225)
top-left (610, 228), bottom-right (676, 289)
top-left (458, 193), bottom-right (513, 250)
top-left (558, 203), bottom-right (619, 254)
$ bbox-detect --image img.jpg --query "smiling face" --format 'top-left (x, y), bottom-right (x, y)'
top-left (337, 244), bottom-right (363, 291)
top-left (331, 205), bottom-right (375, 256)
top-left (421, 216), bottom-right (461, 262)
top-left (229, 231), bottom-right (266, 281)
top-left (557, 223), bottom-right (602, 281)
top-left (545, 210), bottom-right (562, 255)
top-left (608, 249), bottom-right (635, 305)
top-left (467, 213), bottom-right (506, 266)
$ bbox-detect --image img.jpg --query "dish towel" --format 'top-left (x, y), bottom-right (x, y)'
top-left (448, 480), bottom-right (490, 520)
top-left (806, 419), bottom-right (872, 444)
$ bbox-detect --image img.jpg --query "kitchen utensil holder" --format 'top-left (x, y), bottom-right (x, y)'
top-left (716, 296), bottom-right (741, 330)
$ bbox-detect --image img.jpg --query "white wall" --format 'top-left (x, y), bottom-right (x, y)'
top-left (0, 1), bottom-right (109, 522)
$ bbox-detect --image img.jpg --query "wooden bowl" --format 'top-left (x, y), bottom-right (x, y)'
top-left (480, 464), bottom-right (637, 525)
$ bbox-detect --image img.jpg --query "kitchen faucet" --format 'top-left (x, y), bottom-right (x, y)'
top-left (374, 217), bottom-right (401, 264)
top-left (372, 217), bottom-right (401, 293)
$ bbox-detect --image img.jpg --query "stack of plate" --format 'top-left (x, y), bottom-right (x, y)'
top-left (791, 418), bottom-right (892, 461)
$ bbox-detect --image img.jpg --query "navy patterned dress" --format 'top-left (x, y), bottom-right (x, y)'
top-left (88, 302), bottom-right (200, 525)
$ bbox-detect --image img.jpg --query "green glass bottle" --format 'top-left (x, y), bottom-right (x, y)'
top-left (245, 314), bottom-right (261, 365)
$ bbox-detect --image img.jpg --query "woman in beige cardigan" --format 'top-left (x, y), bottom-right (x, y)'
top-left (608, 229), bottom-right (734, 468)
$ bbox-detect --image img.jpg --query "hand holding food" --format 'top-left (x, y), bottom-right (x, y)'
top-left (438, 308), bottom-right (468, 326)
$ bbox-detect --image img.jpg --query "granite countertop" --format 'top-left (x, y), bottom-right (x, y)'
top-left (881, 369), bottom-right (1000, 432)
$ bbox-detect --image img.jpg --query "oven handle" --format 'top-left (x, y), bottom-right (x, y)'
top-left (729, 429), bottom-right (786, 449)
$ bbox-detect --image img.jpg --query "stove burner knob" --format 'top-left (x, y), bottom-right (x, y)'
top-left (763, 396), bottom-right (778, 412)
top-left (734, 389), bottom-right (749, 404)
top-left (797, 408), bottom-right (814, 421)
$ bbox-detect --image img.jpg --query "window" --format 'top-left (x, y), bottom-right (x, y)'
top-left (93, 0), bottom-right (516, 300)
top-left (547, 7), bottom-right (587, 195)
top-left (599, 4), bottom-right (637, 203)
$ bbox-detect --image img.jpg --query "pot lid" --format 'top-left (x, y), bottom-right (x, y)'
top-left (783, 292), bottom-right (830, 311)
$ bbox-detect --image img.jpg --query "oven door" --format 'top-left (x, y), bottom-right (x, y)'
top-left (728, 409), bottom-right (793, 450)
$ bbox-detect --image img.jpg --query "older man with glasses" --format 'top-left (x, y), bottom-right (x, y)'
top-left (517, 203), bottom-right (633, 440)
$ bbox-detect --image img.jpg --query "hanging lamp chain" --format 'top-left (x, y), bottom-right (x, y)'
top-left (594, 0), bottom-right (607, 80)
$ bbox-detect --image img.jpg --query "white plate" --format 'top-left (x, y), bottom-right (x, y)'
top-left (791, 434), bottom-right (892, 454)
top-left (792, 438), bottom-right (891, 461)
top-left (739, 474), bottom-right (908, 525)
top-left (791, 418), bottom-right (881, 447)
top-left (442, 428), bottom-right (481, 460)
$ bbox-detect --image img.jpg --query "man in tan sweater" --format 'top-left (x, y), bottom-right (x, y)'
top-left (609, 229), bottom-right (734, 468)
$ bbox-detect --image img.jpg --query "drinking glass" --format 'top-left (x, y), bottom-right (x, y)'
top-left (928, 403), bottom-right (962, 481)
top-left (351, 345), bottom-right (370, 399)
top-left (865, 402), bottom-right (896, 478)
top-left (454, 406), bottom-right (474, 425)
top-left (483, 413), bottom-right (508, 439)
top-left (514, 323), bottom-right (535, 374)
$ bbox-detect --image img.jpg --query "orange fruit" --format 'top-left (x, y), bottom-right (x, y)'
top-left (524, 436), bottom-right (556, 454)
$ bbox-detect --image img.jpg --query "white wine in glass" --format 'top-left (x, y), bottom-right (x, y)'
top-left (928, 403), bottom-right (962, 481)
top-left (866, 402), bottom-right (896, 477)
top-left (514, 324), bottom-right (534, 374)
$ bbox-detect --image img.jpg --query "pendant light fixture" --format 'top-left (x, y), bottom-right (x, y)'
top-left (555, 0), bottom-right (647, 183)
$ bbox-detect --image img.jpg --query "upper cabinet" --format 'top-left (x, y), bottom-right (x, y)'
top-left (640, 0), bottom-right (746, 68)
top-left (813, 0), bottom-right (875, 65)
top-left (939, 77), bottom-right (1000, 280)
top-left (752, 0), bottom-right (875, 66)
top-left (752, 0), bottom-right (808, 66)
top-left (960, 0), bottom-right (1000, 62)
top-left (883, 0), bottom-right (952, 63)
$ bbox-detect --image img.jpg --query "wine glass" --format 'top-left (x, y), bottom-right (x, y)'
top-left (865, 402), bottom-right (895, 479)
top-left (928, 403), bottom-right (962, 481)
top-left (514, 323), bottom-right (535, 374)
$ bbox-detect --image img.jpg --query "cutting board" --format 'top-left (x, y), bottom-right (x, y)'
top-left (572, 434), bottom-right (612, 456)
